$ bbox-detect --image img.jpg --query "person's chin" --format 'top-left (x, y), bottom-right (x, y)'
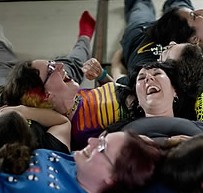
top-left (74, 150), bottom-right (87, 164)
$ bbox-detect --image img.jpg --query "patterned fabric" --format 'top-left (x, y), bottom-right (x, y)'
top-left (195, 93), bottom-right (203, 121)
top-left (72, 82), bottom-right (126, 134)
top-left (0, 149), bottom-right (176, 193)
top-left (0, 149), bottom-right (86, 193)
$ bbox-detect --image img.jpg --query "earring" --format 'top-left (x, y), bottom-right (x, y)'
top-left (173, 96), bottom-right (179, 103)
top-left (137, 104), bottom-right (143, 113)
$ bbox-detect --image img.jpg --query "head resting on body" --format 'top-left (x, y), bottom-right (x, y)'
top-left (161, 134), bottom-right (203, 193)
top-left (0, 110), bottom-right (37, 174)
top-left (75, 130), bottom-right (161, 193)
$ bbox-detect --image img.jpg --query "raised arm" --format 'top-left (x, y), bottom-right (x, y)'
top-left (0, 105), bottom-right (71, 151)
top-left (0, 105), bottom-right (68, 127)
top-left (82, 58), bottom-right (114, 85)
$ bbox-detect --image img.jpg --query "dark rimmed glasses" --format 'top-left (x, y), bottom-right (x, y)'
top-left (157, 42), bottom-right (177, 62)
top-left (44, 61), bottom-right (56, 85)
top-left (190, 11), bottom-right (203, 20)
top-left (150, 44), bottom-right (171, 56)
top-left (44, 60), bottom-right (72, 85)
top-left (97, 131), bottom-right (113, 166)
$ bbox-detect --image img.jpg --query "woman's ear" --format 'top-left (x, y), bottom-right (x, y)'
top-left (173, 90), bottom-right (177, 98)
top-left (104, 176), bottom-right (113, 185)
top-left (189, 35), bottom-right (200, 45)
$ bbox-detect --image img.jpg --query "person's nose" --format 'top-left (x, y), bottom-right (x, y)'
top-left (88, 137), bottom-right (99, 148)
top-left (145, 73), bottom-right (155, 83)
top-left (169, 41), bottom-right (177, 46)
top-left (55, 62), bottom-right (64, 70)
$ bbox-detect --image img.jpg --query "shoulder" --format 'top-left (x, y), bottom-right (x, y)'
top-left (122, 117), bottom-right (202, 137)
top-left (0, 149), bottom-right (81, 193)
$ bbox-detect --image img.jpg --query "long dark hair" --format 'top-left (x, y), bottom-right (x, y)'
top-left (148, 7), bottom-right (195, 46)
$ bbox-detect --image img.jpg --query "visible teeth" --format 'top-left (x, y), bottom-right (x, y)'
top-left (147, 86), bottom-right (160, 95)
top-left (82, 149), bottom-right (89, 158)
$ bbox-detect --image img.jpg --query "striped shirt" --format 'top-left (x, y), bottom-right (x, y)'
top-left (72, 82), bottom-right (126, 134)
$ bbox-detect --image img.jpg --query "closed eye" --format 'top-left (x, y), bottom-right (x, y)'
top-left (137, 76), bottom-right (146, 81)
top-left (153, 72), bottom-right (162, 76)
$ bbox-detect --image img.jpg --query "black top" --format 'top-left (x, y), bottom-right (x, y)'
top-left (122, 117), bottom-right (203, 137)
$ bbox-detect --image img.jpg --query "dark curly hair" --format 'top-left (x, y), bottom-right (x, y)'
top-left (0, 111), bottom-right (38, 174)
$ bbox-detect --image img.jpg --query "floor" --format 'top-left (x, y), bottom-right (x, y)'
top-left (0, 0), bottom-right (203, 88)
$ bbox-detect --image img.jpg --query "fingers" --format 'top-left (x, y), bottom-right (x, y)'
top-left (169, 135), bottom-right (191, 141)
top-left (83, 58), bottom-right (101, 72)
top-left (0, 105), bottom-right (8, 111)
top-left (139, 135), bottom-right (154, 142)
top-left (0, 106), bottom-right (15, 114)
top-left (167, 135), bottom-right (191, 147)
top-left (82, 58), bottom-right (103, 80)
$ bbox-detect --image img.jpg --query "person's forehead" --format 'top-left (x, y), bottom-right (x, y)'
top-left (139, 67), bottom-right (161, 74)
top-left (105, 132), bottom-right (125, 158)
top-left (170, 43), bottom-right (187, 52)
top-left (178, 8), bottom-right (203, 26)
top-left (105, 132), bottom-right (125, 144)
top-left (178, 7), bottom-right (193, 18)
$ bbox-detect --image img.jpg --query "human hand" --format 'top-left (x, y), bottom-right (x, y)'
top-left (82, 58), bottom-right (103, 80)
top-left (0, 105), bottom-right (26, 116)
top-left (167, 135), bottom-right (191, 147)
top-left (139, 135), bottom-right (154, 142)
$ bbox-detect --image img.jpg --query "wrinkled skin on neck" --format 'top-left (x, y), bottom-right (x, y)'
top-left (45, 71), bottom-right (79, 115)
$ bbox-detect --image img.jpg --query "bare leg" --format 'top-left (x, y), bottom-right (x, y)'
top-left (111, 48), bottom-right (127, 81)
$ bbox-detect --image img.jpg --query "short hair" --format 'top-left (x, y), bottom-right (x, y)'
top-left (100, 131), bottom-right (161, 193)
top-left (1, 61), bottom-right (47, 107)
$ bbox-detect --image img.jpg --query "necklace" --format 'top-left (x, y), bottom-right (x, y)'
top-left (66, 95), bottom-right (81, 117)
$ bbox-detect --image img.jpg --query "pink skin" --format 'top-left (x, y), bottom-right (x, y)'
top-left (159, 41), bottom-right (188, 62)
top-left (178, 8), bottom-right (203, 47)
top-left (136, 68), bottom-right (177, 117)
top-left (45, 69), bottom-right (79, 115)
top-left (82, 58), bottom-right (103, 80)
top-left (74, 132), bottom-right (125, 192)
top-left (32, 60), bottom-right (79, 116)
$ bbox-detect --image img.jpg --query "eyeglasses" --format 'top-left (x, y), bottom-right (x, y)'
top-left (157, 42), bottom-right (177, 62)
top-left (97, 131), bottom-right (113, 166)
top-left (190, 11), bottom-right (203, 20)
top-left (44, 61), bottom-right (56, 85)
top-left (150, 44), bottom-right (172, 56)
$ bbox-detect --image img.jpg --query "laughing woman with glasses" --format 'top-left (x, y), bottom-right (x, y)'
top-left (0, 58), bottom-right (130, 150)
top-left (0, 10), bottom-right (95, 152)
top-left (0, 122), bottom-right (161, 193)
